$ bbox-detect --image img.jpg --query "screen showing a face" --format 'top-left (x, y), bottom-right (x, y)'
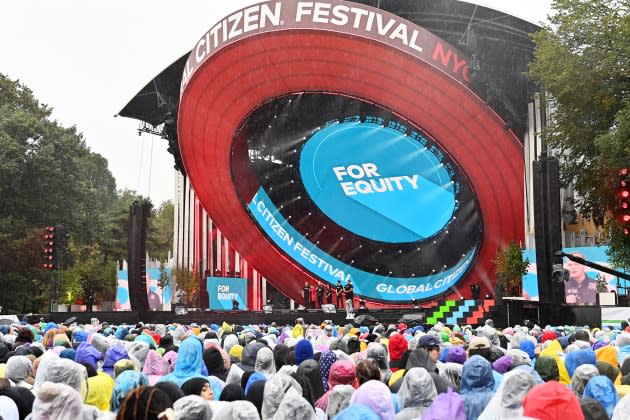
top-left (231, 92), bottom-right (483, 302)
top-left (564, 254), bottom-right (598, 305)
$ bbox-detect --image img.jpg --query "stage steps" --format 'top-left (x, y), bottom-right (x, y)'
top-left (423, 299), bottom-right (496, 327)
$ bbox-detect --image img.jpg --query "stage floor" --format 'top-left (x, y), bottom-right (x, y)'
top-left (25, 302), bottom-right (614, 329)
top-left (28, 308), bottom-right (420, 328)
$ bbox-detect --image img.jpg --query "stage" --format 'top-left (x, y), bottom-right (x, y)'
top-left (23, 299), bottom-right (628, 329)
top-left (28, 299), bottom-right (491, 327)
top-left (26, 308), bottom-right (417, 328)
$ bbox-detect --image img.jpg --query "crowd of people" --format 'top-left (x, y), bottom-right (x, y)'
top-left (1, 315), bottom-right (630, 419)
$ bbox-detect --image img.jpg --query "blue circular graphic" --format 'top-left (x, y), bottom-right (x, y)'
top-left (300, 121), bottom-right (455, 243)
top-left (117, 286), bottom-right (129, 304)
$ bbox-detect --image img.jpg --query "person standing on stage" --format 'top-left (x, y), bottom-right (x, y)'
top-left (335, 280), bottom-right (344, 308)
top-left (344, 279), bottom-right (354, 310)
top-left (303, 282), bottom-right (312, 309)
top-left (326, 284), bottom-right (333, 305)
top-left (175, 287), bottom-right (186, 305)
top-left (316, 283), bottom-right (324, 308)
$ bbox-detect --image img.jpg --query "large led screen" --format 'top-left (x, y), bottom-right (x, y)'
top-left (232, 93), bottom-right (482, 301)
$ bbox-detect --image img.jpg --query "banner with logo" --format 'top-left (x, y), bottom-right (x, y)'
top-left (207, 277), bottom-right (248, 310)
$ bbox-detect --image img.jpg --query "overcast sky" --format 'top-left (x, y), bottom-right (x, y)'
top-left (0, 0), bottom-right (552, 206)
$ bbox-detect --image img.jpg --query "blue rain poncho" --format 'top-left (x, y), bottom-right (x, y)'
top-left (158, 337), bottom-right (206, 387)
top-left (460, 355), bottom-right (495, 420)
top-left (110, 370), bottom-right (149, 412)
top-left (583, 375), bottom-right (619, 418)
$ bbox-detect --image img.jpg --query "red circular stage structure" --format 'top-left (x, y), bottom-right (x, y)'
top-left (175, 1), bottom-right (524, 306)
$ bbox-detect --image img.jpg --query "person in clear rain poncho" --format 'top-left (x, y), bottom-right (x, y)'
top-left (395, 367), bottom-right (437, 420)
top-left (478, 369), bottom-right (537, 420)
top-left (31, 382), bottom-right (84, 420)
top-left (173, 395), bottom-right (212, 420)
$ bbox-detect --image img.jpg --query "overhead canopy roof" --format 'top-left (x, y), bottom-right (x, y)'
top-left (118, 53), bottom-right (187, 128)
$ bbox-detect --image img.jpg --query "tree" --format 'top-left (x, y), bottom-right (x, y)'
top-left (0, 74), bottom-right (133, 312)
top-left (0, 74), bottom-right (51, 118)
top-left (0, 226), bottom-right (52, 314)
top-left (595, 273), bottom-right (609, 293)
top-left (529, 0), bottom-right (630, 264)
top-left (62, 244), bottom-right (117, 312)
top-left (100, 189), bottom-right (145, 263)
top-left (494, 242), bottom-right (530, 298)
top-left (157, 261), bottom-right (172, 306)
top-left (605, 222), bottom-right (630, 273)
top-left (148, 200), bottom-right (174, 261)
top-left (172, 267), bottom-right (198, 305)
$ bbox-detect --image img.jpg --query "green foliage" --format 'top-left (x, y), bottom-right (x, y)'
top-left (595, 273), bottom-right (609, 293)
top-left (0, 74), bottom-right (51, 118)
top-left (62, 244), bottom-right (117, 311)
top-left (605, 221), bottom-right (630, 271)
top-left (494, 242), bottom-right (530, 296)
top-left (158, 261), bottom-right (172, 304)
top-left (0, 74), bottom-right (173, 313)
top-left (529, 0), bottom-right (630, 261)
top-left (100, 190), bottom-right (145, 262)
top-left (0, 227), bottom-right (53, 313)
top-left (59, 268), bottom-right (83, 308)
top-left (148, 200), bottom-right (174, 261)
top-left (158, 261), bottom-right (171, 290)
top-left (172, 267), bottom-right (198, 305)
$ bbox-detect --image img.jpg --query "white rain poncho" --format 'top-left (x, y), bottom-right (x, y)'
top-left (173, 395), bottom-right (212, 420)
top-left (33, 349), bottom-right (59, 392)
top-left (0, 395), bottom-right (19, 420)
top-left (396, 367), bottom-right (437, 420)
top-left (5, 355), bottom-right (32, 385)
top-left (571, 364), bottom-right (599, 398)
top-left (272, 391), bottom-right (317, 420)
top-left (261, 373), bottom-right (303, 419)
top-left (125, 340), bottom-right (150, 369)
top-left (478, 369), bottom-right (536, 420)
top-left (31, 382), bottom-right (84, 420)
top-left (214, 400), bottom-right (260, 420)
top-left (255, 346), bottom-right (276, 377)
top-left (612, 392), bottom-right (630, 420)
top-left (326, 384), bottom-right (354, 419)
top-left (36, 357), bottom-right (89, 400)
